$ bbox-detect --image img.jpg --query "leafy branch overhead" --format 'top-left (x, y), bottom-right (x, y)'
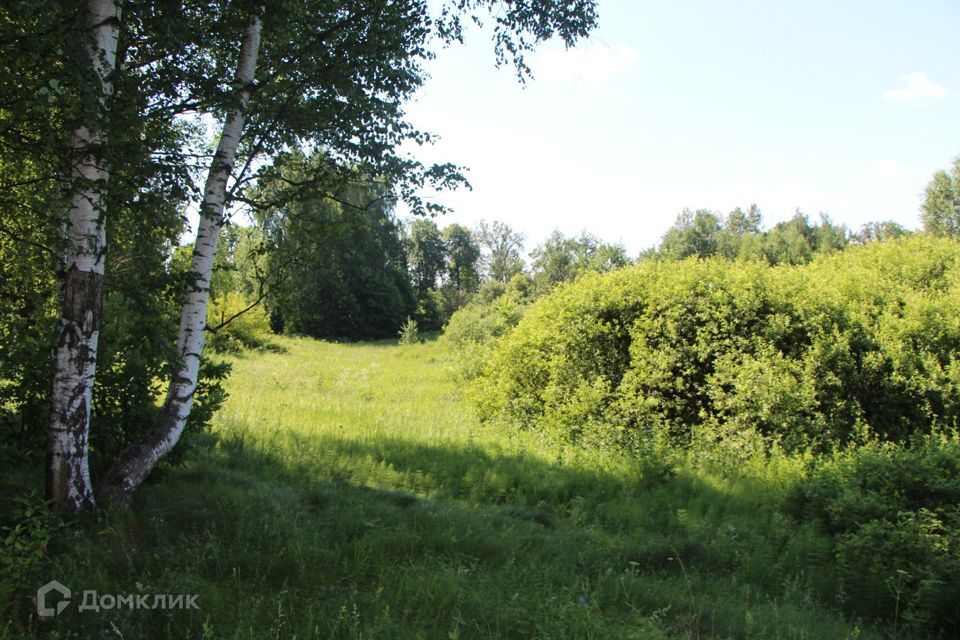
top-left (221, 0), bottom-right (598, 216)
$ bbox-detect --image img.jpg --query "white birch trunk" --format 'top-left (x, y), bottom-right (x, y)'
top-left (99, 13), bottom-right (262, 504)
top-left (47, 0), bottom-right (122, 513)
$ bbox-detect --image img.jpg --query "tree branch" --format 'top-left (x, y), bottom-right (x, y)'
top-left (0, 219), bottom-right (61, 261)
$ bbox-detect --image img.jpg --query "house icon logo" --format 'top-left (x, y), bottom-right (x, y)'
top-left (37, 580), bottom-right (71, 617)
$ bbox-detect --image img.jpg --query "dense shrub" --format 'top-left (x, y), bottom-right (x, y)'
top-left (789, 434), bottom-right (960, 633)
top-left (0, 492), bottom-right (67, 623)
top-left (441, 275), bottom-right (534, 379)
top-left (468, 236), bottom-right (960, 635)
top-left (474, 236), bottom-right (960, 451)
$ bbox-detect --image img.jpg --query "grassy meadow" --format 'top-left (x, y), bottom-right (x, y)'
top-left (3, 335), bottom-right (892, 639)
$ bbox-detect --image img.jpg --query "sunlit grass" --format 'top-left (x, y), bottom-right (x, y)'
top-left (213, 337), bottom-right (644, 490)
top-left (11, 337), bottom-right (884, 639)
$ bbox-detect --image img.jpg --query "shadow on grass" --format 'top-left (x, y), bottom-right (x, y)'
top-left (281, 330), bottom-right (443, 349)
top-left (8, 428), bottom-right (878, 640)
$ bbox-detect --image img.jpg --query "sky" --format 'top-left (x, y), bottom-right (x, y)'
top-left (399, 0), bottom-right (960, 255)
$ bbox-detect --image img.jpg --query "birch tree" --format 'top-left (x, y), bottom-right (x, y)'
top-left (98, 12), bottom-right (262, 504)
top-left (46, 0), bottom-right (122, 512)
top-left (89, 0), bottom-right (598, 505)
top-left (1, 1), bottom-right (213, 512)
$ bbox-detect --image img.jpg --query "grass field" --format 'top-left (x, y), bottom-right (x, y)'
top-left (8, 337), bottom-right (885, 639)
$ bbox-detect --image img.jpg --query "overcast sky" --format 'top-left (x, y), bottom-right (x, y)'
top-left (400, 0), bottom-right (960, 255)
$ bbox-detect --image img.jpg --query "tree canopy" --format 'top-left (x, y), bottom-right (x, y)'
top-left (653, 206), bottom-right (852, 265)
top-left (477, 220), bottom-right (526, 283)
top-left (922, 155), bottom-right (960, 238)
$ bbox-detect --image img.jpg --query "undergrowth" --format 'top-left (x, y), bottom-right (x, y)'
top-left (1, 338), bottom-right (889, 639)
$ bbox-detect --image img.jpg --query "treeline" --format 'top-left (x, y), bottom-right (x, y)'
top-left (208, 150), bottom-right (960, 347)
top-left (650, 152), bottom-right (960, 264)
top-left (213, 200), bottom-right (913, 347)
top-left (210, 216), bottom-right (631, 342)
top-left (207, 162), bottom-right (633, 344)
top-left (651, 206), bottom-right (902, 263)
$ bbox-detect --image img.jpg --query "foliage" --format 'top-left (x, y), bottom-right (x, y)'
top-left (477, 220), bottom-right (526, 283)
top-left (209, 225), bottom-right (268, 303)
top-left (441, 274), bottom-right (535, 379)
top-left (853, 220), bottom-right (911, 245)
top-left (172, 225), bottom-right (280, 355)
top-left (397, 316), bottom-right (425, 345)
top-left (255, 152), bottom-right (415, 341)
top-left (655, 205), bottom-right (849, 265)
top-left (0, 493), bottom-right (66, 621)
top-left (531, 230), bottom-right (631, 293)
top-left (406, 218), bottom-right (446, 295)
top-left (658, 209), bottom-right (724, 260)
top-left (404, 218), bottom-right (453, 331)
top-left (0, 160), bottom-right (59, 450)
top-left (789, 434), bottom-right (960, 634)
top-left (921, 154), bottom-right (960, 238)
top-left (188, 359), bottom-right (232, 438)
top-left (475, 235), bottom-right (960, 452)
top-left (258, 210), bottom-right (483, 339)
top-left (206, 292), bottom-right (279, 354)
top-left (442, 223), bottom-right (481, 297)
top-left (412, 286), bottom-right (447, 332)
top-left (761, 211), bottom-right (848, 265)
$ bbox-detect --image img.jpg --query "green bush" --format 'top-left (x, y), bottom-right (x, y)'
top-left (413, 288), bottom-right (446, 332)
top-left (397, 316), bottom-right (424, 345)
top-left (441, 274), bottom-right (534, 380)
top-left (475, 236), bottom-right (960, 451)
top-left (469, 236), bottom-right (960, 636)
top-left (206, 292), bottom-right (281, 354)
top-left (0, 492), bottom-right (67, 627)
top-left (789, 434), bottom-right (960, 633)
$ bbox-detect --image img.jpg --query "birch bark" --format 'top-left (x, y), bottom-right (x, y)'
top-left (46, 0), bottom-right (122, 513)
top-left (98, 12), bottom-right (262, 504)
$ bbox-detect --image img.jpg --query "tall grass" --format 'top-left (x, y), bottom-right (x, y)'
top-left (5, 337), bottom-right (880, 639)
